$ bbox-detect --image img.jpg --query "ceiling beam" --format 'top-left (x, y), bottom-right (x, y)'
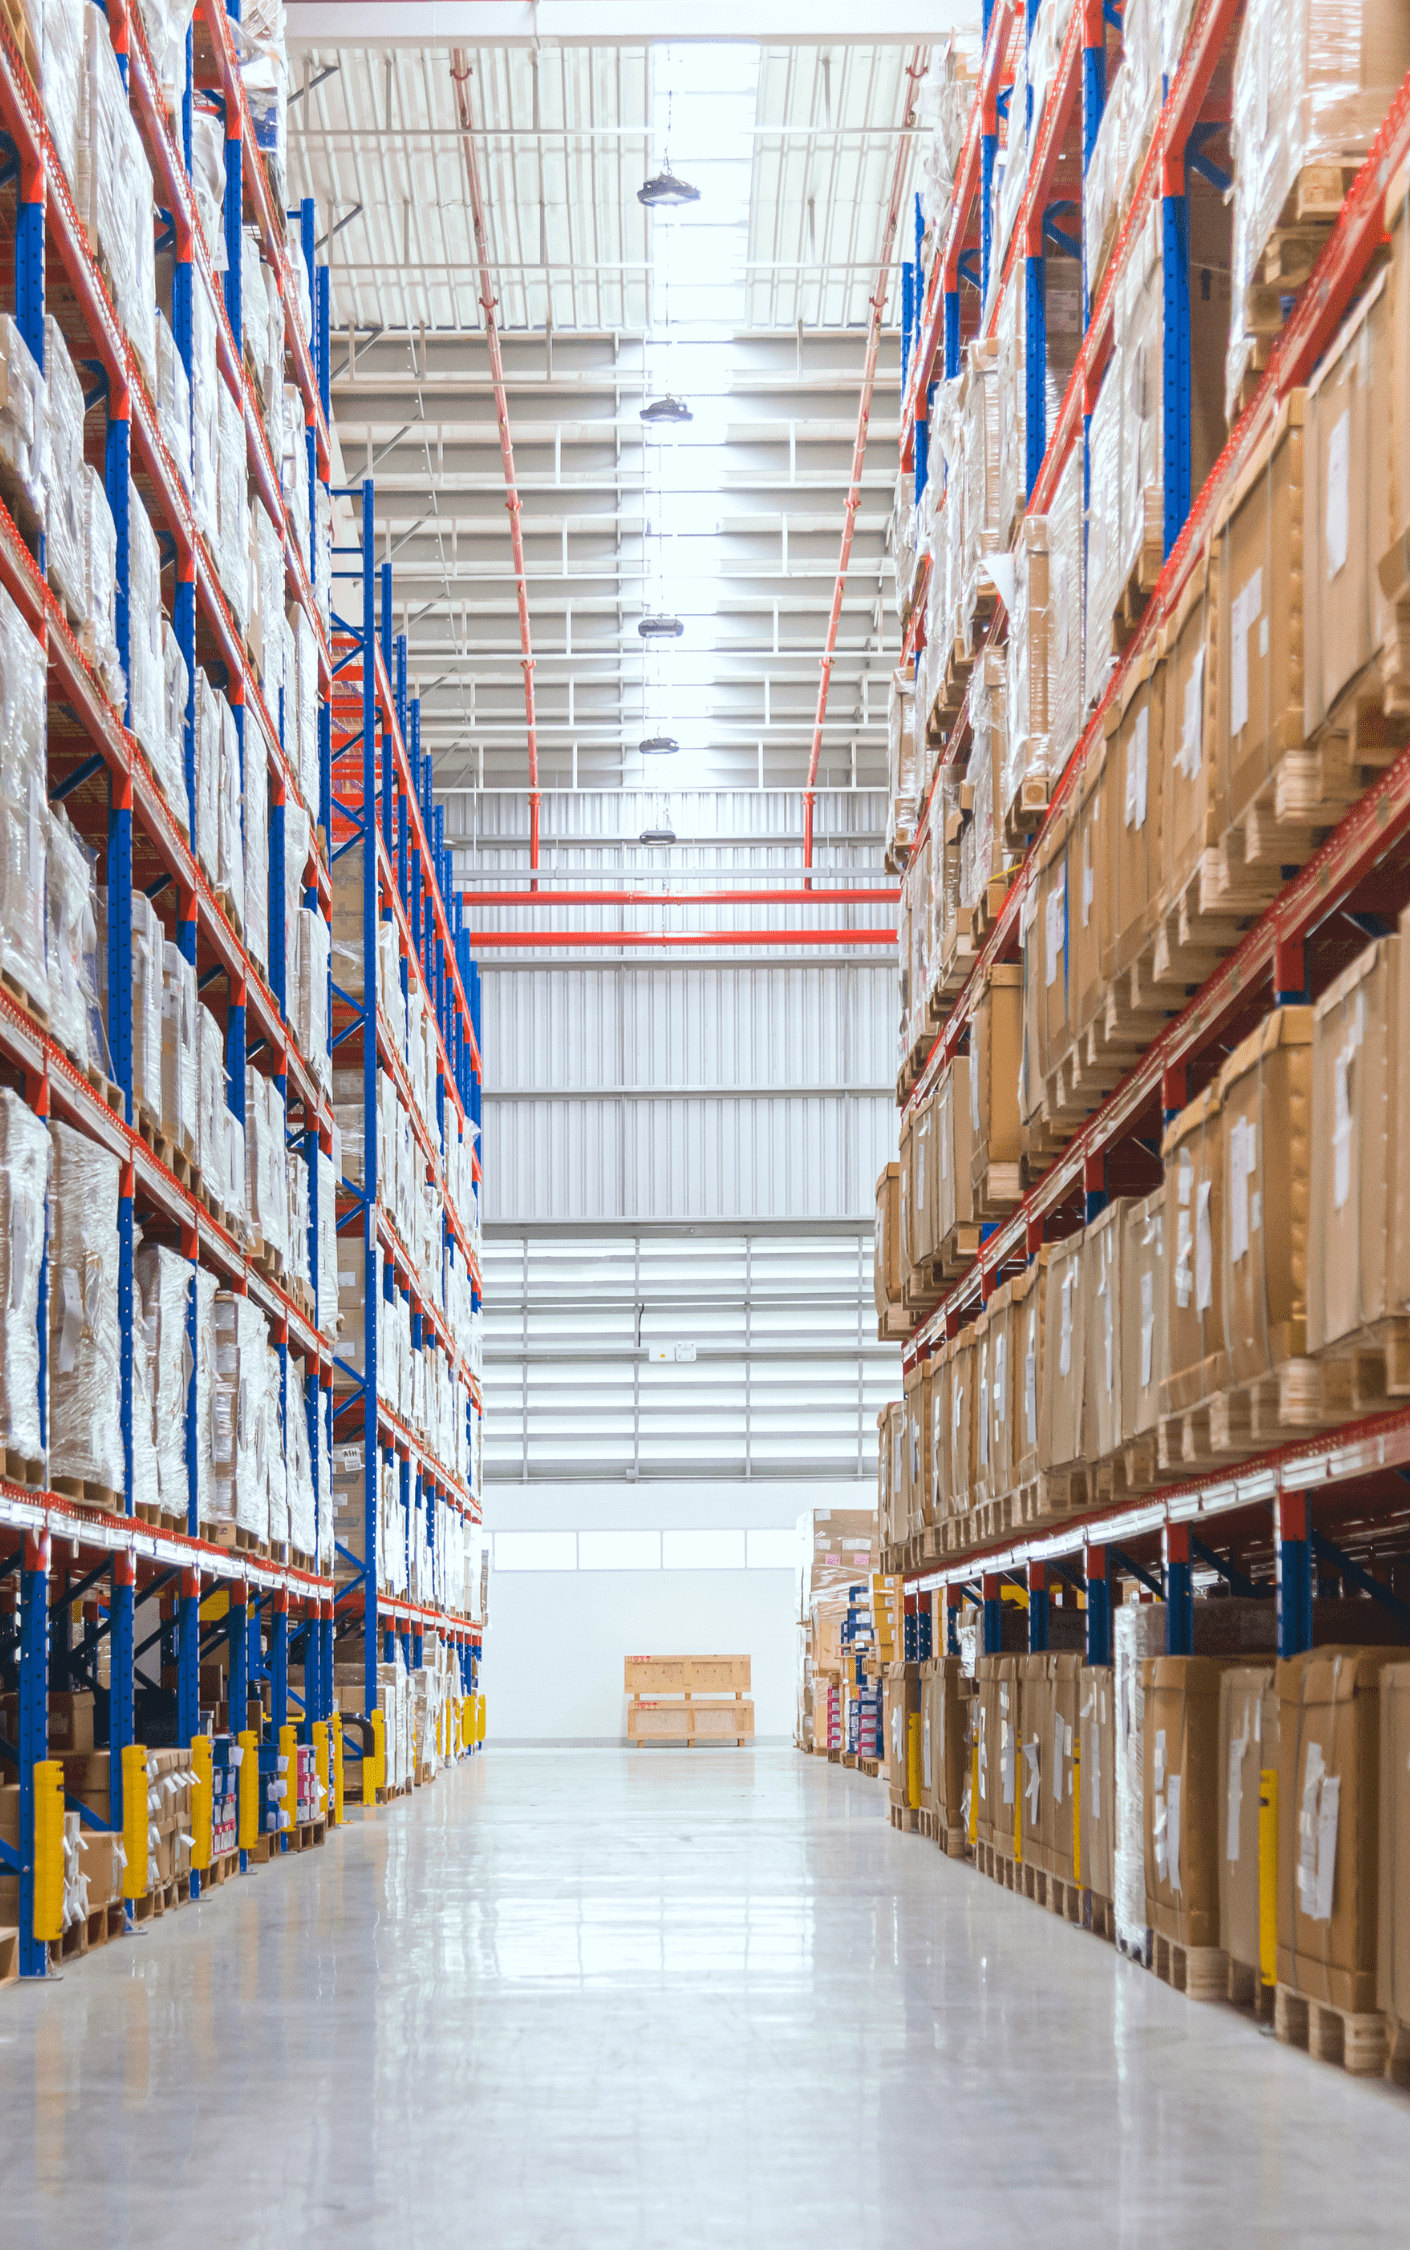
top-left (287, 3), bottom-right (964, 46)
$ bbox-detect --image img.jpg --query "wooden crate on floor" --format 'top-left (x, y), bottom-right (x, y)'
top-left (625, 1655), bottom-right (754, 1747)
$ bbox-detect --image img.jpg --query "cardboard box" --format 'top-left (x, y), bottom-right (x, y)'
top-left (903, 1360), bottom-right (929, 1540)
top-left (910, 1088), bottom-right (938, 1273)
top-left (944, 1326), bottom-right (976, 1522)
top-left (969, 962), bottom-right (1024, 1202)
top-left (1309, 932), bottom-right (1400, 1350)
top-left (1142, 1654), bottom-right (1234, 1951)
top-left (1012, 1250), bottom-right (1047, 1486)
top-left (1217, 1664), bottom-right (1277, 1989)
top-left (936, 1056), bottom-right (975, 1251)
top-left (1031, 806), bottom-right (1075, 1092)
top-left (1083, 1199), bottom-right (1125, 1462)
top-left (1216, 1006), bottom-right (1313, 1383)
top-left (1107, 646), bottom-right (1166, 978)
top-left (1378, 1661), bottom-right (1410, 2039)
top-left (1019, 1652), bottom-right (1054, 1873)
top-left (1039, 1229), bottom-right (1086, 1474)
top-left (1121, 1187), bottom-right (1167, 1440)
top-left (1162, 1082), bottom-right (1225, 1413)
top-left (873, 1162), bottom-right (903, 1321)
top-left (1277, 1644), bottom-right (1401, 2016)
top-left (1047, 1652), bottom-right (1083, 1884)
top-left (887, 1661), bottom-right (922, 1809)
top-left (976, 1654), bottom-right (1022, 1852)
top-left (1160, 540), bottom-right (1220, 911)
top-left (1213, 394), bottom-right (1307, 836)
top-left (1304, 269), bottom-right (1393, 736)
top-left (970, 1302), bottom-right (997, 1510)
top-left (1079, 1665), bottom-right (1117, 1905)
top-left (980, 1278), bottom-right (1016, 1500)
top-left (1068, 740), bottom-right (1110, 1054)
top-left (921, 1654), bottom-right (971, 1837)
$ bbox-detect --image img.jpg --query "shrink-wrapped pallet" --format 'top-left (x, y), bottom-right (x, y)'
top-left (1227, 0), bottom-right (1410, 422)
top-left (1119, 0), bottom-right (1163, 210)
top-left (285, 1144), bottom-right (310, 1292)
top-left (43, 317), bottom-right (86, 622)
top-left (42, 0), bottom-right (85, 195)
top-left (966, 650), bottom-right (1007, 906)
top-left (317, 1145), bottom-right (338, 1337)
top-left (211, 1291), bottom-right (270, 1541)
top-left (1161, 538), bottom-right (1220, 914)
top-left (962, 335), bottom-right (1001, 601)
top-left (217, 378), bottom-right (249, 625)
top-left (969, 960), bottom-right (1023, 1212)
top-left (47, 806), bottom-right (107, 1076)
top-left (886, 668), bottom-right (917, 864)
top-left (191, 1263), bottom-right (217, 1530)
top-left (1084, 353), bottom-right (1124, 716)
top-left (0, 584), bottom-right (48, 1020)
top-left (136, 1242), bottom-right (192, 1527)
top-left (245, 1066), bottom-right (286, 1266)
top-left (1116, 206), bottom-right (1166, 609)
top-left (294, 604), bottom-right (319, 817)
top-left (1084, 66), bottom-right (1128, 304)
top-left (161, 622), bottom-right (190, 830)
top-left (191, 259), bottom-right (219, 554)
top-left (1217, 1006), bottom-right (1313, 1383)
top-left (1006, 516), bottom-right (1052, 828)
top-left (130, 887), bottom-right (164, 1126)
top-left (1114, 1597), bottom-right (1168, 1955)
top-left (0, 1090), bottom-right (49, 1462)
top-left (127, 481), bottom-right (166, 782)
top-left (1040, 1226), bottom-right (1086, 1477)
top-left (48, 1119), bottom-right (123, 1495)
top-left (1013, 1246), bottom-right (1048, 1488)
top-left (0, 314), bottom-right (45, 531)
top-left (1309, 932), bottom-right (1399, 1351)
top-left (131, 1282), bottom-right (160, 1512)
top-left (193, 666), bottom-right (221, 882)
top-left (1162, 1081), bottom-right (1224, 1411)
top-left (1046, 438), bottom-right (1084, 780)
top-left (217, 686), bottom-right (244, 914)
top-left (78, 463), bottom-right (123, 702)
top-left (77, 8), bottom-right (125, 297)
top-left (1026, 807), bottom-right (1074, 1097)
top-left (161, 938), bottom-right (197, 1154)
top-left (243, 710), bottom-right (269, 975)
top-left (196, 1000), bottom-right (228, 1195)
top-left (154, 308), bottom-right (192, 491)
top-left (1121, 1185), bottom-right (1168, 1441)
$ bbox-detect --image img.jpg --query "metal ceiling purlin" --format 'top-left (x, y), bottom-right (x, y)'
top-left (450, 50), bottom-right (542, 875)
top-left (802, 43), bottom-right (928, 878)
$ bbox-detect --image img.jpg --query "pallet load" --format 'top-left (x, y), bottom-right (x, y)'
top-left (624, 1657), bottom-right (754, 1748)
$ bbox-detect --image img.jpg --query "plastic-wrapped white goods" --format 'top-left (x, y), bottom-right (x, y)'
top-left (1047, 439), bottom-right (1085, 779)
top-left (0, 1090), bottom-right (49, 1461)
top-left (191, 260), bottom-right (220, 549)
top-left (196, 1000), bottom-right (227, 1191)
top-left (135, 0), bottom-right (198, 123)
top-left (131, 887), bottom-right (165, 1125)
top-left (0, 314), bottom-right (45, 528)
top-left (244, 1065), bottom-right (287, 1264)
top-left (315, 478), bottom-right (332, 631)
top-left (0, 585), bottom-right (48, 1018)
top-left (1114, 1598), bottom-right (1168, 1956)
top-left (136, 1242), bottom-right (192, 1526)
top-left (161, 622), bottom-right (190, 829)
top-left (1119, 0), bottom-right (1162, 211)
top-left (161, 938), bottom-right (198, 1154)
top-left (193, 666), bottom-right (220, 882)
top-left (77, 7), bottom-right (125, 281)
top-left (243, 710), bottom-right (269, 973)
top-left (294, 603), bottom-right (318, 816)
top-left (44, 317), bottom-right (87, 621)
top-left (1005, 516), bottom-right (1051, 821)
top-left (42, 0), bottom-right (86, 196)
top-left (1084, 65), bottom-right (1128, 304)
top-left (254, 502), bottom-right (283, 703)
top-left (155, 308), bottom-right (192, 490)
top-left (48, 1118), bottom-right (123, 1494)
top-left (192, 1262), bottom-right (218, 1527)
top-left (288, 1359), bottom-right (317, 1557)
top-left (78, 463), bottom-right (123, 703)
top-left (285, 1140), bottom-right (310, 1290)
top-left (222, 1103), bottom-right (247, 1238)
top-left (118, 101), bottom-right (157, 388)
top-left (132, 1264), bottom-right (161, 1513)
top-left (47, 807), bottom-right (108, 1076)
top-left (1116, 206), bottom-right (1165, 605)
top-left (217, 378), bottom-right (249, 625)
top-left (127, 481), bottom-right (166, 779)
top-left (211, 1291), bottom-right (270, 1540)
top-left (265, 1351), bottom-right (288, 1548)
top-left (190, 102), bottom-right (226, 265)
top-left (886, 668), bottom-right (917, 866)
top-left (294, 904), bottom-right (330, 1086)
top-left (1083, 353), bottom-right (1123, 716)
top-left (217, 687), bottom-right (244, 913)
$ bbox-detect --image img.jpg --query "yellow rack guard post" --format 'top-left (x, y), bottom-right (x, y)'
top-left (1072, 1739), bottom-right (1082, 1889)
top-left (1259, 1766), bottom-right (1278, 1990)
top-left (369, 1708), bottom-right (386, 1799)
top-left (190, 1736), bottom-right (213, 1871)
top-left (122, 1745), bottom-right (148, 1901)
top-left (331, 1713), bottom-right (344, 1824)
top-left (32, 1760), bottom-right (65, 1944)
top-left (237, 1730), bottom-right (260, 1851)
top-left (476, 1693), bottom-right (486, 1745)
top-left (312, 1721), bottom-right (329, 1826)
top-left (906, 1710), bottom-right (922, 1810)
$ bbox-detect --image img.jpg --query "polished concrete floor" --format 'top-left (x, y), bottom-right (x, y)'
top-left (0, 1747), bottom-right (1404, 2247)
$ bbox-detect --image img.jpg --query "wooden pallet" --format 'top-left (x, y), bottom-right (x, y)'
top-left (198, 1849), bottom-right (240, 1891)
top-left (1274, 1982), bottom-right (1387, 2075)
top-left (0, 966), bottom-right (47, 1026)
top-left (1085, 1891), bottom-right (1116, 1943)
top-left (1158, 1358), bottom-right (1330, 1472)
top-left (1148, 1929), bottom-right (1229, 2002)
top-left (51, 1474), bottom-right (123, 1514)
top-left (1226, 1957), bottom-right (1277, 2018)
top-left (2, 1445), bottom-right (45, 1491)
top-left (1003, 774), bottom-right (1050, 854)
top-left (888, 1802), bottom-right (920, 1833)
top-left (972, 1158), bottom-right (1022, 1221)
top-left (858, 1756), bottom-right (880, 1778)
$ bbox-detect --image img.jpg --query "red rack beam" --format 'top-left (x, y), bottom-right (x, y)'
top-left (467, 927), bottom-right (898, 948)
top-left (461, 887), bottom-right (901, 907)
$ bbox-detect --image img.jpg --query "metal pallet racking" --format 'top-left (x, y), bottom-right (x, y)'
top-left (0, 0), bottom-right (483, 1980)
top-left (890, 6), bottom-right (1410, 1665)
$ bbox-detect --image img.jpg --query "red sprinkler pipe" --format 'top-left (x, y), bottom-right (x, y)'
top-left (802, 44), bottom-right (928, 882)
top-left (450, 52), bottom-right (540, 882)
top-left (460, 888), bottom-right (901, 907)
top-left (467, 928), bottom-right (897, 948)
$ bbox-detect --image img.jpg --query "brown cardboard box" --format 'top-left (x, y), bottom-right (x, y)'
top-left (945, 1326), bottom-right (976, 1522)
top-left (1213, 393), bottom-right (1307, 837)
top-left (1012, 1249), bottom-right (1048, 1486)
top-left (1160, 540), bottom-right (1220, 912)
top-left (1020, 1652), bottom-right (1055, 1874)
top-left (898, 1106), bottom-right (915, 1289)
top-left (1142, 1655), bottom-right (1234, 1952)
top-left (887, 1661), bottom-right (921, 1810)
top-left (1377, 1661), bottom-right (1410, 2042)
top-left (1380, 162), bottom-right (1410, 707)
top-left (1031, 807), bottom-right (1074, 1092)
top-left (1277, 1644), bottom-right (1400, 2016)
top-left (982, 1278), bottom-right (1016, 1501)
top-left (876, 1402), bottom-right (894, 1546)
top-left (1048, 1652), bottom-right (1083, 1884)
top-left (922, 1655), bottom-right (971, 1840)
top-left (1039, 1229), bottom-right (1086, 1474)
top-left (976, 1654), bottom-right (1022, 1852)
top-left (1079, 1665), bottom-right (1117, 1905)
top-left (1108, 647), bottom-right (1167, 979)
top-left (910, 1088), bottom-right (938, 1273)
top-left (1218, 1665), bottom-right (1278, 1991)
top-left (1304, 269), bottom-right (1393, 736)
top-left (1161, 1082), bottom-right (1225, 1412)
top-left (1083, 1198), bottom-right (1127, 1462)
top-left (970, 1303), bottom-right (997, 1510)
top-left (903, 1360), bottom-right (929, 1540)
top-left (881, 1401), bottom-right (906, 1550)
top-left (1310, 933), bottom-right (1400, 1351)
top-left (936, 1056), bottom-right (975, 1251)
top-left (1068, 741), bottom-right (1110, 1053)
top-left (970, 961), bottom-right (1024, 1206)
top-left (874, 1162), bottom-right (903, 1322)
top-left (0, 1691), bottom-right (95, 1755)
top-left (1121, 1187), bottom-right (1167, 1439)
top-left (1216, 1007), bottom-right (1313, 1384)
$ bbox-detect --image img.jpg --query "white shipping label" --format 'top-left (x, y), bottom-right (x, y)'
top-left (1059, 1265), bottom-right (1076, 1376)
top-left (1314, 1775), bottom-right (1340, 1922)
top-left (995, 1332), bottom-right (1007, 1421)
top-left (1226, 1713), bottom-right (1249, 1863)
top-left (1195, 1180), bottom-right (1213, 1313)
top-left (1297, 1741), bottom-right (1326, 1918)
top-left (1001, 1720), bottom-right (1015, 1808)
top-left (1178, 1147), bottom-right (1193, 1208)
top-left (1333, 1042), bottom-right (1355, 1211)
top-left (1179, 646), bottom-right (1205, 778)
top-left (1229, 1115), bottom-right (1251, 1264)
top-left (971, 1042), bottom-right (982, 1132)
top-left (1025, 1313), bottom-right (1037, 1443)
top-left (1082, 831), bottom-right (1093, 926)
top-left (1230, 568), bottom-right (1263, 739)
top-left (979, 1353), bottom-right (990, 1467)
top-left (1153, 1792), bottom-right (1168, 1881)
top-left (1089, 1716), bottom-right (1101, 1816)
top-left (1045, 869), bottom-right (1066, 988)
top-left (1140, 1268), bottom-right (1155, 1387)
top-left (978, 1704), bottom-right (988, 1797)
top-left (1125, 707), bottom-right (1150, 829)
top-left (1023, 1736), bottom-right (1041, 1822)
top-left (1325, 408), bottom-right (1351, 580)
top-left (1104, 1288), bottom-right (1115, 1397)
top-left (1167, 1772), bottom-right (1183, 1895)
top-left (1154, 1729), bottom-right (1167, 1790)
top-left (1053, 1709), bottom-right (1066, 1804)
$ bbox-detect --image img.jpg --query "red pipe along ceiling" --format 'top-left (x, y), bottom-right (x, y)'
top-left (450, 51), bottom-right (540, 880)
top-left (802, 43), bottom-right (928, 881)
top-left (460, 889), bottom-right (900, 907)
top-left (466, 928), bottom-right (898, 948)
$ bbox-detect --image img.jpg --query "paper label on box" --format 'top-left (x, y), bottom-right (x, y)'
top-left (1230, 568), bottom-right (1262, 739)
top-left (1229, 1115), bottom-right (1252, 1262)
top-left (1045, 868), bottom-right (1065, 988)
top-left (1053, 1709), bottom-right (1066, 1803)
top-left (1022, 1734), bottom-right (1040, 1821)
top-left (1333, 1041), bottom-right (1355, 1209)
top-left (1325, 409), bottom-right (1351, 579)
top-left (1088, 1713), bottom-right (1101, 1814)
top-left (1125, 707), bottom-right (1149, 830)
top-left (1195, 1180), bottom-right (1213, 1312)
top-left (1179, 647), bottom-right (1205, 778)
top-left (1059, 1263), bottom-right (1076, 1376)
top-left (1226, 1711), bottom-right (1249, 1862)
top-left (1154, 1727), bottom-right (1166, 1790)
top-left (1025, 1312), bottom-right (1037, 1443)
top-left (1140, 1268), bottom-right (1155, 1387)
top-left (1082, 830), bottom-right (1093, 926)
top-left (1167, 1771), bottom-right (1182, 1894)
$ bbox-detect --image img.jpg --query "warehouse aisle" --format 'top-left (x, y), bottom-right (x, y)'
top-left (0, 1749), bottom-right (1404, 2248)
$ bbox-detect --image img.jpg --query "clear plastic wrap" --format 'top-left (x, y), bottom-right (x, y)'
top-left (118, 100), bottom-right (157, 387)
top-left (296, 903), bottom-right (330, 1085)
top-left (160, 621), bottom-right (190, 830)
top-left (317, 1146), bottom-right (337, 1338)
top-left (1117, 205), bottom-right (1165, 604)
top-left (193, 1262), bottom-right (217, 1528)
top-left (131, 888), bottom-right (164, 1125)
top-left (1083, 352), bottom-right (1123, 717)
top-left (0, 314), bottom-right (45, 530)
top-left (891, 468), bottom-right (917, 620)
top-left (1046, 438), bottom-right (1085, 779)
top-left (217, 378), bottom-right (249, 624)
top-left (0, 582), bottom-right (48, 1018)
top-left (43, 0), bottom-right (86, 195)
top-left (1005, 516), bottom-right (1050, 821)
top-left (127, 480), bottom-right (166, 778)
top-left (243, 711), bottom-right (269, 973)
top-left (254, 502), bottom-right (283, 703)
top-left (285, 1140), bottom-right (310, 1291)
top-left (193, 665), bottom-right (220, 882)
top-left (155, 307), bottom-right (192, 490)
top-left (78, 463), bottom-right (123, 702)
top-left (234, 0), bottom-right (288, 210)
top-left (962, 335), bottom-right (1001, 604)
top-left (191, 260), bottom-right (220, 548)
top-left (0, 1089), bottom-right (50, 1461)
top-left (1119, 0), bottom-right (1163, 211)
top-left (48, 1118), bottom-right (123, 1493)
top-left (196, 1000), bottom-right (227, 1195)
top-left (47, 806), bottom-right (108, 1076)
top-left (211, 1290), bottom-right (270, 1539)
top-left (136, 1242), bottom-right (192, 1525)
top-left (244, 1065), bottom-right (287, 1264)
top-left (886, 667), bottom-right (917, 865)
top-left (190, 103), bottom-right (226, 267)
top-left (78, 8), bottom-right (127, 301)
top-left (288, 1359), bottom-right (316, 1557)
top-left (1114, 1598), bottom-right (1169, 1955)
top-left (217, 686), bottom-right (244, 911)
top-left (135, 0), bottom-right (198, 121)
top-left (161, 938), bottom-right (198, 1154)
top-left (44, 316), bottom-right (87, 622)
top-left (1083, 63), bottom-right (1128, 304)
top-left (131, 1263), bottom-right (160, 1513)
top-left (294, 604), bottom-right (318, 815)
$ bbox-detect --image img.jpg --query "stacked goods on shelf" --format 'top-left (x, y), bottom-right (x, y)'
top-left (795, 1505), bottom-right (878, 1748)
top-left (624, 1656), bottom-right (755, 1748)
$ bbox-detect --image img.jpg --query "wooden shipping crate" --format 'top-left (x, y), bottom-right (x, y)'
top-left (624, 1655), bottom-right (751, 1696)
